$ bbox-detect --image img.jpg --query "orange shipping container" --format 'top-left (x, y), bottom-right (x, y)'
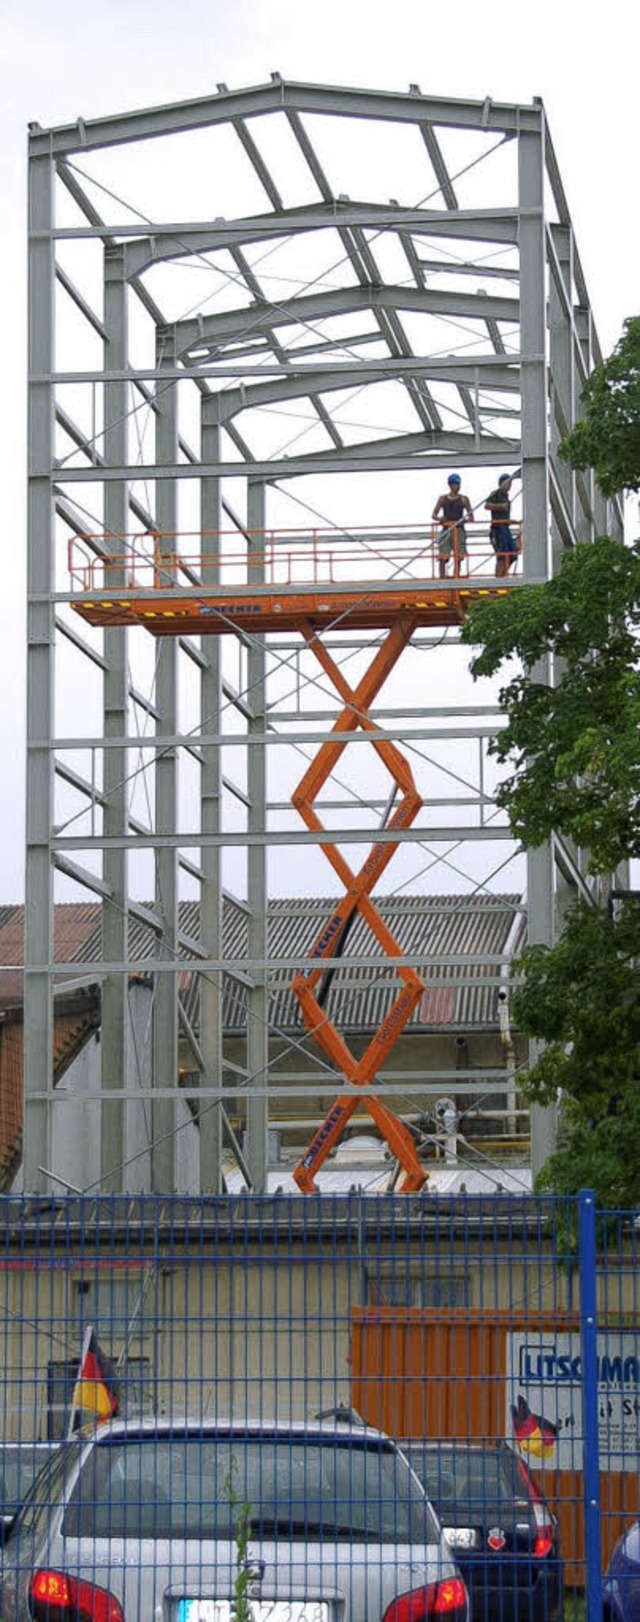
top-left (351, 1308), bottom-right (638, 1585)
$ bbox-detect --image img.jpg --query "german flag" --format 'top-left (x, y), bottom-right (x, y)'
top-left (69, 1328), bottom-right (119, 1434)
top-left (511, 1392), bottom-right (557, 1461)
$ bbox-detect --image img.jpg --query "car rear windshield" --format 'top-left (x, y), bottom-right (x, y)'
top-left (405, 1447), bottom-right (534, 1518)
top-left (62, 1434), bottom-right (439, 1543)
top-left (0, 1446), bottom-right (58, 1515)
top-left (10, 1441), bottom-right (82, 1544)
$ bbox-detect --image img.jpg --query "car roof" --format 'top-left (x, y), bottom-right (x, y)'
top-left (82, 1415), bottom-right (396, 1444)
top-left (402, 1440), bottom-right (514, 1453)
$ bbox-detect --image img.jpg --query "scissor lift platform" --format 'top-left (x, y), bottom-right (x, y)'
top-left (71, 579), bottom-right (513, 636)
top-left (68, 523), bottom-right (520, 636)
top-left (68, 522), bottom-right (521, 1193)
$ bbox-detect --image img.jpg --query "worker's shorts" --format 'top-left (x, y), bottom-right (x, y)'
top-left (490, 524), bottom-right (517, 555)
top-left (438, 524), bottom-right (468, 558)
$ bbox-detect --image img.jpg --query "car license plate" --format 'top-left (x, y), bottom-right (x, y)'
top-left (442, 1526), bottom-right (478, 1549)
top-left (178, 1604), bottom-right (331, 1622)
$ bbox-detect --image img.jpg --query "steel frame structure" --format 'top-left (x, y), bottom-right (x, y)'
top-left (26, 78), bottom-right (623, 1194)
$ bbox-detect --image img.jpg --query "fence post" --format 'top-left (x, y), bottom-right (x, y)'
top-left (578, 1189), bottom-right (602, 1622)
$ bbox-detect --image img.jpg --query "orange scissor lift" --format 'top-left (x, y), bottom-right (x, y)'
top-left (69, 522), bottom-right (521, 1194)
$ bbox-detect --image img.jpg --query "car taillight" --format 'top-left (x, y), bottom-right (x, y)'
top-left (30, 1569), bottom-right (124, 1622)
top-left (383, 1577), bottom-right (468, 1622)
top-left (517, 1456), bottom-right (555, 1557)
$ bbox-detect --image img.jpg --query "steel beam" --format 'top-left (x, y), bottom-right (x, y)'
top-left (152, 331), bottom-right (179, 1192)
top-left (44, 354), bottom-right (527, 383)
top-left (198, 411), bottom-right (224, 1193)
top-left (55, 432), bottom-right (520, 482)
top-left (24, 146), bottom-right (55, 1191)
top-left (519, 121), bottom-right (558, 1174)
top-left (99, 248), bottom-right (129, 1192)
top-left (52, 826), bottom-right (514, 851)
top-left (245, 480), bottom-right (269, 1192)
top-left (29, 81), bottom-right (542, 159)
top-left (549, 224), bottom-right (577, 561)
top-left (173, 285), bottom-right (520, 355)
top-left (208, 368), bottom-right (519, 428)
top-left (52, 725), bottom-right (509, 749)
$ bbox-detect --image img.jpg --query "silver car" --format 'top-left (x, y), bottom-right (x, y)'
top-left (0, 1417), bottom-right (468, 1622)
top-left (0, 1447), bottom-right (58, 1538)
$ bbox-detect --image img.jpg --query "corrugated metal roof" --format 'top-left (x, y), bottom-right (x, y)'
top-left (0, 904), bottom-right (103, 1009)
top-left (1, 894), bottom-right (525, 1034)
top-left (261, 894), bottom-right (524, 1035)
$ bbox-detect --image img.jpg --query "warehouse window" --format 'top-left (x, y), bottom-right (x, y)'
top-left (71, 1270), bottom-right (156, 1348)
top-left (366, 1267), bottom-right (470, 1309)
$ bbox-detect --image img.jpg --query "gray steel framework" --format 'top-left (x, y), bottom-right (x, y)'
top-left (26, 78), bottom-right (624, 1194)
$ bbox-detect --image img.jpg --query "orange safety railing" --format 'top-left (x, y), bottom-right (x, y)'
top-left (68, 521), bottom-right (523, 595)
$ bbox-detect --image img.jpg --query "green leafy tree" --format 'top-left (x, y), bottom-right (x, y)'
top-left (461, 535), bottom-right (640, 875)
top-left (512, 899), bottom-right (640, 1207)
top-left (461, 540), bottom-right (640, 1201)
top-left (558, 314), bottom-right (640, 496)
top-left (460, 310), bottom-right (640, 1200)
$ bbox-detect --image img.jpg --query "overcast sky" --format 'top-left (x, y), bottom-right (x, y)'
top-left (0, 0), bottom-right (638, 902)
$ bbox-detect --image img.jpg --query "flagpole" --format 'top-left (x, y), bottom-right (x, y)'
top-left (67, 1323), bottom-right (93, 1439)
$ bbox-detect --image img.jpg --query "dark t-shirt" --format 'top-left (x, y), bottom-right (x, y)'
top-left (486, 488), bottom-right (511, 523)
top-left (439, 494), bottom-right (465, 523)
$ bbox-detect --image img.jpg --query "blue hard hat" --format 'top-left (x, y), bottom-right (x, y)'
top-left (499, 472), bottom-right (512, 484)
top-left (448, 473), bottom-right (461, 486)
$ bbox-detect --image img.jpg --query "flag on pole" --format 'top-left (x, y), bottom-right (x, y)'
top-left (68, 1326), bottom-right (119, 1436)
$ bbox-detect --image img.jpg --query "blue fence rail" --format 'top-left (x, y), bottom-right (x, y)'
top-left (0, 1191), bottom-right (636, 1622)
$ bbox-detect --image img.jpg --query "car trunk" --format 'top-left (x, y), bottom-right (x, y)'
top-left (66, 1535), bottom-right (444, 1622)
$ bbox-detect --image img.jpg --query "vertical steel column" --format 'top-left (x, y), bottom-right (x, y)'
top-left (549, 224), bottom-right (581, 921)
top-left (519, 114), bottom-right (557, 1174)
top-left (245, 478), bottom-right (268, 1191)
top-left (100, 248), bottom-right (129, 1189)
top-left (574, 308), bottom-right (600, 541)
top-left (199, 406), bottom-right (224, 1192)
top-left (519, 112), bottom-right (549, 587)
top-left (578, 1189), bottom-right (602, 1622)
top-left (152, 331), bottom-right (179, 1191)
top-left (549, 224), bottom-right (576, 560)
top-left (24, 139), bottom-right (55, 1189)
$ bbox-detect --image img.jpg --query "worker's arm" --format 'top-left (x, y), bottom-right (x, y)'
top-left (431, 495), bottom-right (444, 520)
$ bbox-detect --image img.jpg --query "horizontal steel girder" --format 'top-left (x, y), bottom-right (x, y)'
top-left (35, 205), bottom-right (522, 274)
top-left (41, 354), bottom-right (530, 384)
top-left (28, 79), bottom-right (543, 157)
top-left (52, 826), bottom-right (514, 850)
top-left (172, 284), bottom-right (520, 354)
top-left (54, 434), bottom-right (520, 483)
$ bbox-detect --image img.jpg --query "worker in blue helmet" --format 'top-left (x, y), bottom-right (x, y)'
top-left (432, 474), bottom-right (473, 578)
top-left (484, 473), bottom-right (520, 576)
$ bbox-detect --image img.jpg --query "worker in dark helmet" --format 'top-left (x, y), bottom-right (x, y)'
top-left (431, 474), bottom-right (473, 578)
top-left (484, 473), bottom-right (520, 577)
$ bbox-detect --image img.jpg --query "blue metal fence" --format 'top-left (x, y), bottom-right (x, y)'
top-left (0, 1191), bottom-right (636, 1622)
